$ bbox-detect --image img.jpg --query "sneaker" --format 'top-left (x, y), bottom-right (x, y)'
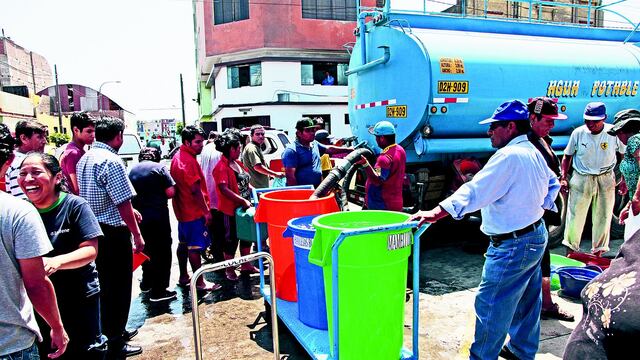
top-left (499, 345), bottom-right (520, 360)
top-left (139, 282), bottom-right (151, 293)
top-left (149, 290), bottom-right (178, 302)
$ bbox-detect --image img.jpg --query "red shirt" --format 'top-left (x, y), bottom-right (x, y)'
top-left (365, 144), bottom-right (406, 211)
top-left (213, 156), bottom-right (249, 216)
top-left (60, 142), bottom-right (85, 195)
top-left (170, 145), bottom-right (209, 222)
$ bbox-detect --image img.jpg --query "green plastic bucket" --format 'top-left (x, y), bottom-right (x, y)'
top-left (309, 210), bottom-right (412, 360)
top-left (550, 254), bottom-right (585, 291)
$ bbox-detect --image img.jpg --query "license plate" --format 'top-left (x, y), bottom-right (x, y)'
top-left (437, 80), bottom-right (469, 94)
top-left (386, 105), bottom-right (407, 118)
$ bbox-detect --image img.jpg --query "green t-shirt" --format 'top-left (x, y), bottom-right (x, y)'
top-left (242, 142), bottom-right (270, 188)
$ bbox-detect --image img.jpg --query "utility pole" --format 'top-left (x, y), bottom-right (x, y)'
top-left (180, 73), bottom-right (186, 127)
top-left (29, 52), bottom-right (37, 95)
top-left (54, 65), bottom-right (63, 133)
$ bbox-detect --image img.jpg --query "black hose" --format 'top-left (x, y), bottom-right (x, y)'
top-left (312, 147), bottom-right (373, 198)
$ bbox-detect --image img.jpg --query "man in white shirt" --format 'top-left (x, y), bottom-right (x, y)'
top-left (561, 102), bottom-right (624, 256)
top-left (5, 120), bottom-right (47, 199)
top-left (412, 100), bottom-right (559, 360)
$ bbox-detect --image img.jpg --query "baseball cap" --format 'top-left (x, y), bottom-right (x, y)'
top-left (527, 97), bottom-right (568, 120)
top-left (296, 118), bottom-right (317, 131)
top-left (369, 121), bottom-right (396, 136)
top-left (583, 102), bottom-right (607, 121)
top-left (607, 109), bottom-right (640, 135)
top-left (315, 130), bottom-right (335, 144)
top-left (479, 100), bottom-right (529, 124)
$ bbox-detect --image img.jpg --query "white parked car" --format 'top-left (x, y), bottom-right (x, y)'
top-left (239, 127), bottom-right (290, 166)
top-left (118, 132), bottom-right (143, 169)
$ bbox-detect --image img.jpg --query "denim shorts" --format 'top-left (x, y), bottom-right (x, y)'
top-left (178, 217), bottom-right (211, 251)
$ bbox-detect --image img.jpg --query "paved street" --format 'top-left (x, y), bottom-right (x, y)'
top-left (125, 206), bottom-right (622, 359)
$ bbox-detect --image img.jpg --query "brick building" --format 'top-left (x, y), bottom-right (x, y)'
top-left (0, 35), bottom-right (53, 94)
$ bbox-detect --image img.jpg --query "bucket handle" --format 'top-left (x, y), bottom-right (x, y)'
top-left (329, 221), bottom-right (429, 359)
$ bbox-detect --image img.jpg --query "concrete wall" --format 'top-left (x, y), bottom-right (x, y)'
top-left (212, 61), bottom-right (347, 106)
top-left (0, 91), bottom-right (37, 130)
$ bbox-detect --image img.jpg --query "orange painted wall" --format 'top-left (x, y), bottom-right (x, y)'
top-left (203, 0), bottom-right (377, 56)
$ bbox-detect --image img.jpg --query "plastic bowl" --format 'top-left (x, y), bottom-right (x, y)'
top-left (550, 254), bottom-right (585, 291)
top-left (557, 266), bottom-right (601, 298)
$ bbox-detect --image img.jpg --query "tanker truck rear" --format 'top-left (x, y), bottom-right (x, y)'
top-left (346, 4), bottom-right (640, 245)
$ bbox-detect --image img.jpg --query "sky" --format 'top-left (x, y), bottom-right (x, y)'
top-left (0, 0), bottom-right (198, 122)
top-left (1, 0), bottom-right (639, 125)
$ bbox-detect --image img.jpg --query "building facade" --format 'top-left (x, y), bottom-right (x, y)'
top-left (194, 0), bottom-right (376, 138)
top-left (137, 118), bottom-right (177, 143)
top-left (36, 84), bottom-right (129, 133)
top-left (0, 36), bottom-right (53, 94)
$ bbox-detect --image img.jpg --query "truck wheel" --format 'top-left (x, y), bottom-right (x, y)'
top-left (547, 191), bottom-right (567, 248)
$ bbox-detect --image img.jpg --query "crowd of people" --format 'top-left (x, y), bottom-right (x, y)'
top-left (2, 98), bottom-right (640, 359)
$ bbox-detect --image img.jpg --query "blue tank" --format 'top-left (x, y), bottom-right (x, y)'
top-left (348, 13), bottom-right (640, 163)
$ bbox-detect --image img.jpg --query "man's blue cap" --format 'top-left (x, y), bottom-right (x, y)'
top-left (479, 100), bottom-right (530, 124)
top-left (584, 102), bottom-right (607, 121)
top-left (370, 121), bottom-right (396, 135)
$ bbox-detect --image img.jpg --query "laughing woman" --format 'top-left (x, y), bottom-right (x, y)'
top-left (18, 153), bottom-right (107, 360)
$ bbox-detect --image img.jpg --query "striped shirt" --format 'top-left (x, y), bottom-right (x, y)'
top-left (76, 141), bottom-right (136, 226)
top-left (4, 151), bottom-right (27, 200)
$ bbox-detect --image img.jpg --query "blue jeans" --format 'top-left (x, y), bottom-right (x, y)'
top-left (470, 221), bottom-right (547, 360)
top-left (1, 341), bottom-right (39, 360)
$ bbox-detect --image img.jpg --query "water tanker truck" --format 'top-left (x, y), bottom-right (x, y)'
top-left (343, 2), bottom-right (640, 246)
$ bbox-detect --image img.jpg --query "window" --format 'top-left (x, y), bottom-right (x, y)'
top-left (227, 63), bottom-right (262, 89)
top-left (301, 62), bottom-right (348, 85)
top-left (302, 0), bottom-right (357, 21)
top-left (214, 0), bottom-right (249, 25)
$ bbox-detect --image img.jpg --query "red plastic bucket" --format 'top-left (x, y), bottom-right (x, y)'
top-left (254, 189), bottom-right (339, 301)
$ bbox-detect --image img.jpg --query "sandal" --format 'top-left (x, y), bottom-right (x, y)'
top-left (541, 303), bottom-right (575, 322)
top-left (196, 280), bottom-right (222, 292)
top-left (240, 264), bottom-right (260, 274)
top-left (225, 268), bottom-right (239, 281)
